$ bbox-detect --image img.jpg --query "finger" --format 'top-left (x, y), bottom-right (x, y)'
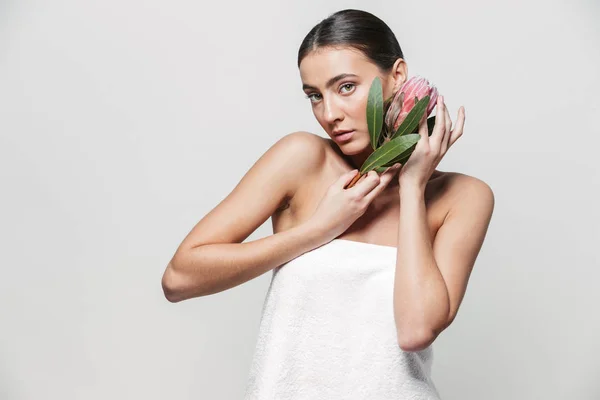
top-left (449, 106), bottom-right (465, 146)
top-left (339, 169), bottom-right (359, 188)
top-left (418, 108), bottom-right (429, 146)
top-left (444, 101), bottom-right (452, 134)
top-left (363, 164), bottom-right (401, 203)
top-left (433, 95), bottom-right (445, 144)
top-left (442, 100), bottom-right (452, 152)
top-left (380, 162), bottom-right (401, 176)
top-left (357, 172), bottom-right (369, 183)
top-left (349, 170), bottom-right (382, 198)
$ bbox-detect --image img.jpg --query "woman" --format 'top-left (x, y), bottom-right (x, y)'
top-left (162, 9), bottom-right (494, 399)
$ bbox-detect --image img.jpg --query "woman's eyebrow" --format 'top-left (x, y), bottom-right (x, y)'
top-left (302, 73), bottom-right (358, 91)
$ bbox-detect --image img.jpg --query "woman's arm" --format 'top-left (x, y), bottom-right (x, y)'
top-left (393, 175), bottom-right (494, 351)
top-left (162, 132), bottom-right (326, 302)
top-left (163, 221), bottom-right (324, 302)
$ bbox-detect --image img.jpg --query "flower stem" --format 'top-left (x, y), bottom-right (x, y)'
top-left (344, 171), bottom-right (363, 189)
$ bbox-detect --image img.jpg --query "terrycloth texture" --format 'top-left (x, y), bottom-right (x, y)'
top-left (243, 239), bottom-right (442, 400)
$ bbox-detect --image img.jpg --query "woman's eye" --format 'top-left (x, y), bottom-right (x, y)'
top-left (305, 83), bottom-right (355, 103)
top-left (306, 93), bottom-right (321, 102)
top-left (340, 83), bottom-right (355, 93)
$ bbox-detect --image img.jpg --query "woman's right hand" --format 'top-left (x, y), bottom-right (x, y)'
top-left (308, 163), bottom-right (402, 242)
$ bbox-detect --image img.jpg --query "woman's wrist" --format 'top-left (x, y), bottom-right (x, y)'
top-left (399, 180), bottom-right (426, 198)
top-left (297, 218), bottom-right (330, 248)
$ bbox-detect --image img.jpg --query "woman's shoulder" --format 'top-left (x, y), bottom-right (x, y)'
top-left (279, 130), bottom-right (327, 147)
top-left (442, 171), bottom-right (493, 193)
top-left (266, 131), bottom-right (329, 190)
top-left (433, 171), bottom-right (494, 212)
top-left (273, 131), bottom-right (328, 168)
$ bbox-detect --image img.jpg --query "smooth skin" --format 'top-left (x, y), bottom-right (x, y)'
top-left (162, 46), bottom-right (494, 351)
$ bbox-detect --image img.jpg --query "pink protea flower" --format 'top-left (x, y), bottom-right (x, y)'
top-left (384, 75), bottom-right (439, 136)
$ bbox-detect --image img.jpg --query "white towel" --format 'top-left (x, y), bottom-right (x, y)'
top-left (243, 239), bottom-right (442, 399)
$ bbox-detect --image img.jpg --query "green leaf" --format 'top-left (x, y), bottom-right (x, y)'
top-left (366, 77), bottom-right (384, 151)
top-left (359, 134), bottom-right (421, 174)
top-left (390, 149), bottom-right (414, 166)
top-left (390, 95), bottom-right (430, 140)
top-left (411, 116), bottom-right (436, 136)
top-left (376, 141), bottom-right (417, 170)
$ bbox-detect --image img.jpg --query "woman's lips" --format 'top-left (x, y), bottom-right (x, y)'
top-left (333, 130), bottom-right (354, 142)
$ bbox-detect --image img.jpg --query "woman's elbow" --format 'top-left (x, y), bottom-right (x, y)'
top-left (397, 329), bottom-right (435, 352)
top-left (161, 261), bottom-right (186, 303)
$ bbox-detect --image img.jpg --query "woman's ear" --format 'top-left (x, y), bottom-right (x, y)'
top-left (391, 58), bottom-right (408, 91)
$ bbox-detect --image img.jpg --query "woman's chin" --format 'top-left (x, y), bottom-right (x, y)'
top-left (338, 139), bottom-right (370, 155)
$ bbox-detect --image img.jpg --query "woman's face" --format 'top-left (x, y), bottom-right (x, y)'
top-left (299, 46), bottom-right (406, 154)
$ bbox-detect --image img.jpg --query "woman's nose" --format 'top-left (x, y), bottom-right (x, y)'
top-left (322, 96), bottom-right (343, 124)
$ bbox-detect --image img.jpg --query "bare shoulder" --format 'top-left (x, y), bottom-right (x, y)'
top-left (443, 172), bottom-right (495, 214)
top-left (274, 131), bottom-right (326, 173)
top-left (276, 131), bottom-right (326, 157)
top-left (269, 131), bottom-right (327, 199)
top-left (441, 171), bottom-right (490, 187)
top-left (450, 172), bottom-right (494, 197)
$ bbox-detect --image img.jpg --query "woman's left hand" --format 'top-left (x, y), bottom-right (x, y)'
top-left (397, 95), bottom-right (465, 189)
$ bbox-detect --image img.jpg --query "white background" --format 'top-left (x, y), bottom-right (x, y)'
top-left (1, 0), bottom-right (599, 399)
